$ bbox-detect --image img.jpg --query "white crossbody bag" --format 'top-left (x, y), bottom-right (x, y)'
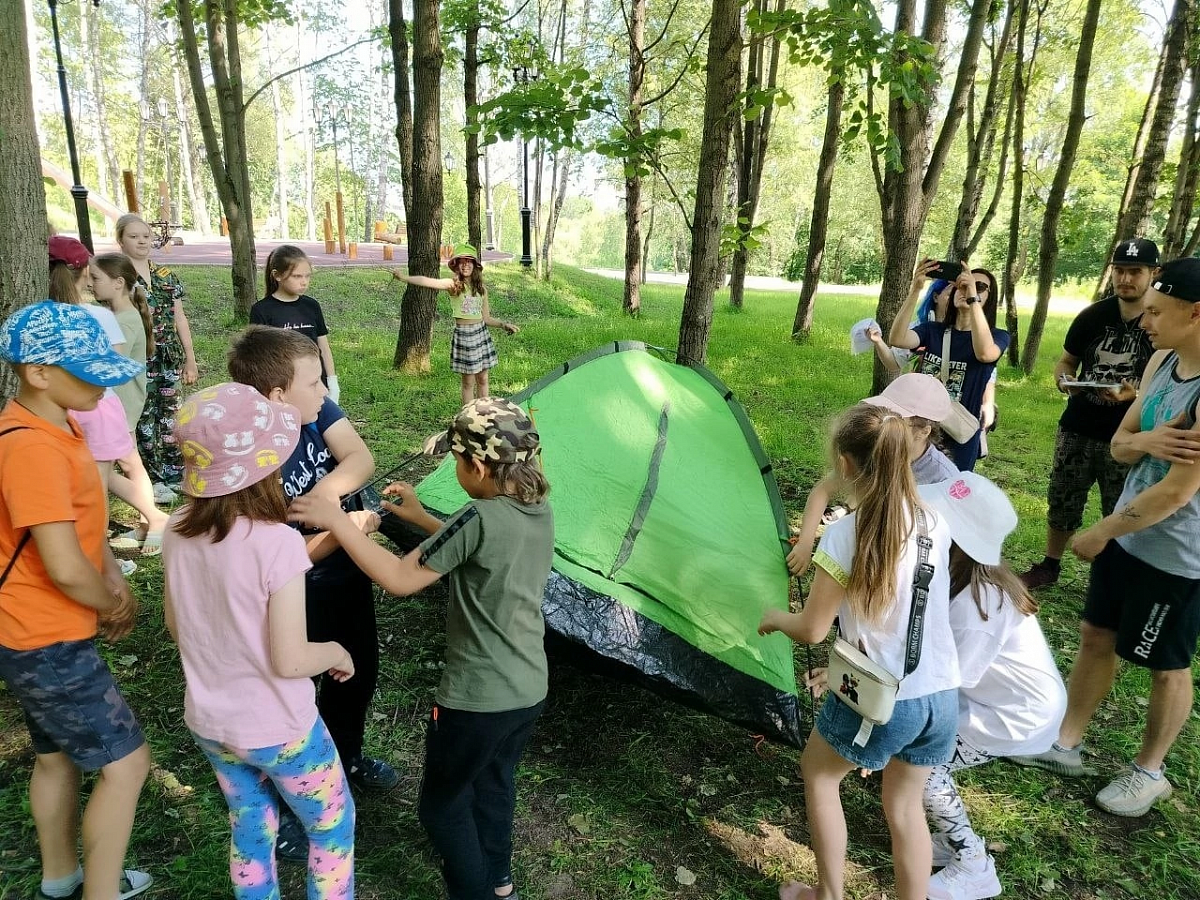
top-left (826, 507), bottom-right (934, 746)
top-left (938, 330), bottom-right (983, 443)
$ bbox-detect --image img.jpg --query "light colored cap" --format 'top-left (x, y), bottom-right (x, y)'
top-left (861, 373), bottom-right (952, 423)
top-left (922, 472), bottom-right (1017, 566)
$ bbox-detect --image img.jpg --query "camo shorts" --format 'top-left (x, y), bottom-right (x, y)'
top-left (1047, 427), bottom-right (1130, 532)
top-left (0, 639), bottom-right (145, 771)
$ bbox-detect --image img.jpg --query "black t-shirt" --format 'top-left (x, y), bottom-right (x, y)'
top-left (249, 294), bottom-right (329, 377)
top-left (1059, 296), bottom-right (1154, 441)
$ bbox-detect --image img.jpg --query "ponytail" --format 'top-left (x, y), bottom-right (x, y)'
top-left (832, 404), bottom-right (921, 623)
top-left (92, 252), bottom-right (155, 358)
top-left (48, 261), bottom-right (84, 305)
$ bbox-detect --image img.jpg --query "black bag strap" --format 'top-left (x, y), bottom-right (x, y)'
top-left (902, 507), bottom-right (934, 677)
top-left (0, 426), bottom-right (32, 590)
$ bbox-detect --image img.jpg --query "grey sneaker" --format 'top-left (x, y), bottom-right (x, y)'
top-left (926, 852), bottom-right (1002, 900)
top-left (152, 482), bottom-right (178, 505)
top-left (1009, 743), bottom-right (1093, 776)
top-left (1096, 766), bottom-right (1172, 817)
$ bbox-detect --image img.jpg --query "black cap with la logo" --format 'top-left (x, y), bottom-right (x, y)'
top-left (1112, 237), bottom-right (1160, 267)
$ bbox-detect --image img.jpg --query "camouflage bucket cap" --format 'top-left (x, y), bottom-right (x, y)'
top-left (422, 397), bottom-right (540, 463)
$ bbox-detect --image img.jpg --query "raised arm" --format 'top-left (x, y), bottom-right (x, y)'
top-left (392, 270), bottom-right (455, 291)
top-left (889, 258), bottom-right (938, 349)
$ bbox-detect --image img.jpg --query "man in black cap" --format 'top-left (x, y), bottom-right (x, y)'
top-left (1014, 256), bottom-right (1200, 817)
top-left (1021, 238), bottom-right (1159, 589)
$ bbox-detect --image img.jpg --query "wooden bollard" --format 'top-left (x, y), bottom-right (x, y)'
top-left (324, 239), bottom-right (336, 254)
top-left (347, 242), bottom-right (358, 260)
top-left (323, 203), bottom-right (335, 253)
top-left (382, 244), bottom-right (393, 261)
top-left (220, 216), bottom-right (229, 236)
top-left (122, 170), bottom-right (139, 213)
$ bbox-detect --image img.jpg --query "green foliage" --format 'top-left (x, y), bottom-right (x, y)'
top-left (720, 217), bottom-right (770, 256)
top-left (470, 66), bottom-right (609, 151)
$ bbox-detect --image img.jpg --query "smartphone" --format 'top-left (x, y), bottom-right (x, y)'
top-left (928, 260), bottom-right (963, 282)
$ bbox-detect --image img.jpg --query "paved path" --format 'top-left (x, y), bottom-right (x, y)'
top-left (140, 236), bottom-right (513, 268)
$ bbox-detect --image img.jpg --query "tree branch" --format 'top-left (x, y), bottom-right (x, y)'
top-left (648, 155), bottom-right (692, 230)
top-left (643, 23), bottom-right (709, 106)
top-left (645, 0), bottom-right (686, 53)
top-left (242, 35), bottom-right (379, 113)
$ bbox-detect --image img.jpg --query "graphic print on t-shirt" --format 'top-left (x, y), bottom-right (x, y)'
top-left (1081, 325), bottom-right (1144, 408)
top-left (916, 351), bottom-right (967, 402)
top-left (459, 294), bottom-right (483, 318)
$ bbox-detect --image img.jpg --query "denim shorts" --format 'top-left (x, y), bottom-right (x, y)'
top-left (816, 689), bottom-right (957, 772)
top-left (0, 639), bottom-right (145, 771)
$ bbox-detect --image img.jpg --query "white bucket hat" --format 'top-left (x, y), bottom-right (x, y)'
top-left (922, 471), bottom-right (1017, 565)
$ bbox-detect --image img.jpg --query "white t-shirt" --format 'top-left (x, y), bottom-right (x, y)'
top-left (813, 489), bottom-right (960, 700)
top-left (164, 516), bottom-right (317, 748)
top-left (951, 583), bottom-right (1066, 756)
top-left (82, 304), bottom-right (126, 399)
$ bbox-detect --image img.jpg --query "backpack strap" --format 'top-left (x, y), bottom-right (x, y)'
top-left (902, 507), bottom-right (934, 678)
top-left (0, 426), bottom-right (32, 590)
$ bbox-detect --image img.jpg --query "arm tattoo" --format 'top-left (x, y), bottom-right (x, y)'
top-left (1119, 505), bottom-right (1143, 522)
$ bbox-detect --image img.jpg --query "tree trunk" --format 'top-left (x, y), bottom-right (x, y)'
top-left (949, 0), bottom-right (1015, 259)
top-left (81, 2), bottom-right (119, 211)
top-left (267, 33), bottom-right (289, 240)
top-left (677, 0), bottom-right (741, 365)
top-left (1002, 0), bottom-right (1037, 367)
top-left (791, 76), bottom-right (844, 339)
top-left (1023, 0), bottom-right (1101, 374)
top-left (871, 0), bottom-right (990, 393)
top-left (1164, 57), bottom-right (1200, 257)
top-left (392, 0), bottom-right (444, 373)
top-left (389, 0), bottom-right (414, 224)
top-left (0, 0), bottom-right (48, 399)
top-left (541, 150), bottom-right (570, 279)
top-left (623, 0), bottom-right (646, 315)
top-left (464, 12), bottom-right (482, 254)
top-left (177, 0), bottom-right (257, 318)
top-left (135, 0), bottom-right (151, 209)
top-left (1095, 0), bottom-right (1191, 294)
top-left (170, 24), bottom-right (211, 235)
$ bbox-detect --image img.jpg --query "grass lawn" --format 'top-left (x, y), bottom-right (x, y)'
top-left (2, 262), bottom-right (1197, 900)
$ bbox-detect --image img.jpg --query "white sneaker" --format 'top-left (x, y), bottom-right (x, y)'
top-left (927, 853), bottom-right (1002, 900)
top-left (118, 559), bottom-right (137, 577)
top-left (931, 831), bottom-right (956, 867)
top-left (152, 482), bottom-right (178, 505)
top-left (1096, 766), bottom-right (1172, 817)
top-left (117, 869), bottom-right (153, 899)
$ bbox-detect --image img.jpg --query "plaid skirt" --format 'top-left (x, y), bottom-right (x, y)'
top-left (450, 321), bottom-right (498, 374)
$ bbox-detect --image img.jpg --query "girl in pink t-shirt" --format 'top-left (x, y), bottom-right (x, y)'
top-left (162, 383), bottom-right (358, 900)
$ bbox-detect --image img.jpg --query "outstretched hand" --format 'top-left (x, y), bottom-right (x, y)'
top-left (288, 493), bottom-right (347, 532)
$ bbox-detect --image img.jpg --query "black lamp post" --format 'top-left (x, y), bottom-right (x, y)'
top-left (48, 0), bottom-right (99, 252)
top-left (512, 50), bottom-right (539, 268)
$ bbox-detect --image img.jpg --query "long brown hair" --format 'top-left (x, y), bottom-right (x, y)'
top-left (949, 544), bottom-right (1038, 619)
top-left (48, 261), bottom-right (86, 306)
top-left (446, 259), bottom-right (487, 298)
top-left (941, 267), bottom-right (1000, 330)
top-left (173, 476), bottom-right (289, 543)
top-left (92, 253), bottom-right (156, 358)
top-left (264, 245), bottom-right (310, 296)
top-left (833, 404), bottom-right (921, 623)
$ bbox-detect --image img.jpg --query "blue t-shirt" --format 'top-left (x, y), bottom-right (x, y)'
top-left (280, 398), bottom-right (355, 579)
top-left (912, 321), bottom-right (1010, 418)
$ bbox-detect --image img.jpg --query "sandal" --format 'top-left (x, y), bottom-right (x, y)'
top-left (140, 531), bottom-right (164, 557)
top-left (109, 529), bottom-right (143, 551)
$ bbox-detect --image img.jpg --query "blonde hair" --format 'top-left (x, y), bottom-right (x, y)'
top-left (949, 545), bottom-right (1038, 620)
top-left (115, 213), bottom-right (149, 246)
top-left (832, 404), bottom-right (921, 624)
top-left (92, 253), bottom-right (155, 358)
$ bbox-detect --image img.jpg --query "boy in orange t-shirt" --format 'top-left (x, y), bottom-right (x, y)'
top-left (0, 302), bottom-right (152, 900)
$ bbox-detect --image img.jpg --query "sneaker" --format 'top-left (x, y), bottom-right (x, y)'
top-left (36, 885), bottom-right (82, 900)
top-left (152, 482), bottom-right (178, 505)
top-left (346, 754), bottom-right (400, 791)
top-left (931, 831), bottom-right (956, 868)
top-left (926, 853), bottom-right (1002, 900)
top-left (276, 809), bottom-right (308, 863)
top-left (1009, 743), bottom-right (1093, 776)
top-left (117, 869), bottom-right (153, 899)
top-left (118, 559), bottom-right (138, 577)
top-left (1096, 766), bottom-right (1173, 817)
top-left (1019, 560), bottom-right (1060, 589)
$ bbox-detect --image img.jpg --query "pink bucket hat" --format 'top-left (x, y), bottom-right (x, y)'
top-left (861, 373), bottom-right (952, 423)
top-left (174, 382), bottom-right (302, 498)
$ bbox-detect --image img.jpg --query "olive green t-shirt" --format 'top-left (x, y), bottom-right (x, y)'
top-left (420, 495), bottom-right (554, 712)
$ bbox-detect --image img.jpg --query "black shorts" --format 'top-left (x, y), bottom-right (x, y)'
top-left (1084, 542), bottom-right (1200, 670)
top-left (0, 639), bottom-right (145, 771)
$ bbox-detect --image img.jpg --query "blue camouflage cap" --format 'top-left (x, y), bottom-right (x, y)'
top-left (0, 301), bottom-right (144, 387)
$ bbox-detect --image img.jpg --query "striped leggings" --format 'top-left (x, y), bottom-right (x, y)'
top-left (194, 717), bottom-right (355, 900)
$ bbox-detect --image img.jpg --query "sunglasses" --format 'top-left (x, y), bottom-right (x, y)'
top-left (973, 282), bottom-right (990, 293)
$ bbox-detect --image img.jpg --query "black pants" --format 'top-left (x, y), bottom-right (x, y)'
top-left (305, 567), bottom-right (378, 762)
top-left (418, 701), bottom-right (545, 900)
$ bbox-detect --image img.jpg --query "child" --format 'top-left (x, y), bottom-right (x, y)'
top-left (391, 246), bottom-right (519, 404)
top-left (787, 373), bottom-right (958, 578)
top-left (227, 326), bottom-right (390, 860)
top-left (0, 301), bottom-right (151, 900)
top-left (250, 245), bottom-right (341, 403)
top-left (921, 473), bottom-right (1066, 900)
top-left (89, 252), bottom-right (170, 557)
top-left (114, 213), bottom-right (200, 501)
top-left (759, 404), bottom-right (960, 900)
top-left (289, 397), bottom-right (553, 900)
top-left (162, 382), bottom-right (356, 900)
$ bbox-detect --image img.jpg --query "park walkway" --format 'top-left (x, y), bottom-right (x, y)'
top-left (112, 236), bottom-right (513, 269)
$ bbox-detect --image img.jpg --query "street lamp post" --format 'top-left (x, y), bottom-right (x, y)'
top-left (483, 148), bottom-right (495, 251)
top-left (48, 0), bottom-right (99, 252)
top-left (512, 52), bottom-right (539, 268)
top-left (315, 103), bottom-right (350, 254)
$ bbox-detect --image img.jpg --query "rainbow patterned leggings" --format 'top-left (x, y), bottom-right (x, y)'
top-left (193, 717), bottom-right (355, 900)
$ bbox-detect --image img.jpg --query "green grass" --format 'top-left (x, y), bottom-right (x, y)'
top-left (2, 263), bottom-right (1198, 899)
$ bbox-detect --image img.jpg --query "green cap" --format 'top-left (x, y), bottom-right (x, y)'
top-left (423, 397), bottom-right (540, 463)
top-left (447, 245), bottom-right (481, 270)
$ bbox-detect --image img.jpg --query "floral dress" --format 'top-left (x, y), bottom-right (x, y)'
top-left (135, 263), bottom-right (187, 484)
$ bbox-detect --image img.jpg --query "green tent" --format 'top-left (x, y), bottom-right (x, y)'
top-left (416, 342), bottom-right (805, 744)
